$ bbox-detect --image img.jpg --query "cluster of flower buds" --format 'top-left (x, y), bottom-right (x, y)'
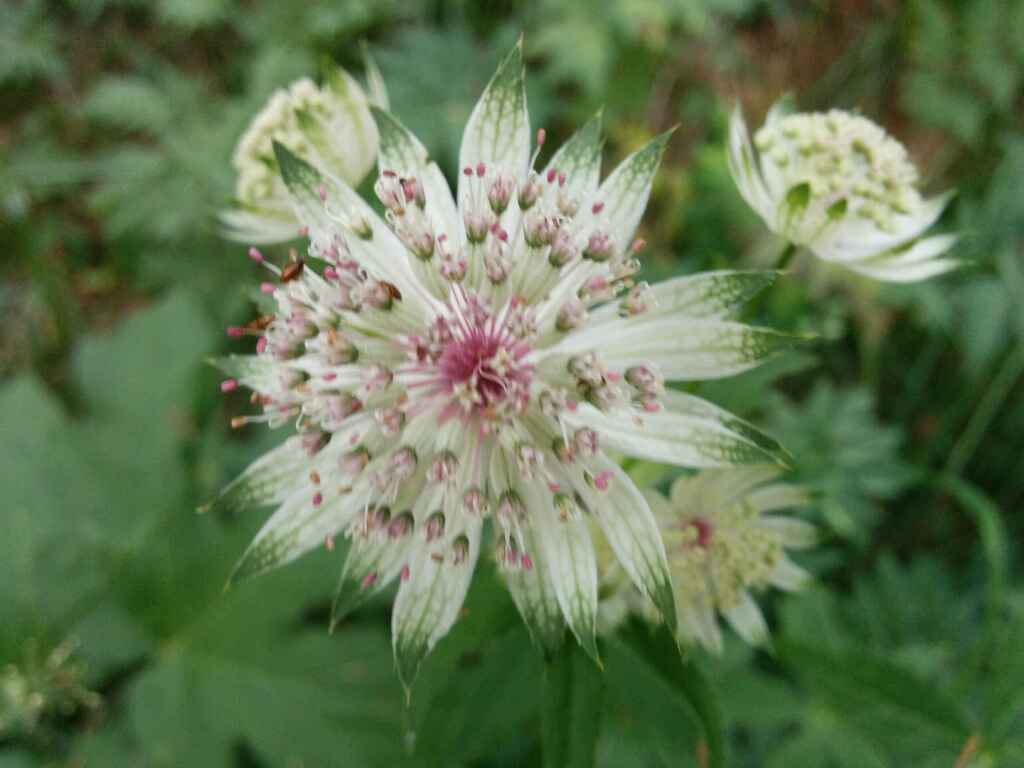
top-left (753, 110), bottom-right (920, 232)
top-left (567, 352), bottom-right (626, 411)
top-left (493, 491), bottom-right (531, 571)
top-left (221, 63), bottom-right (384, 244)
top-left (375, 171), bottom-right (436, 261)
top-left (575, 252), bottom-right (641, 307)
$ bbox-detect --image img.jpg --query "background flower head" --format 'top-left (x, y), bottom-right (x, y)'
top-left (729, 105), bottom-right (958, 282)
top-left (219, 56), bottom-right (388, 245)
top-left (644, 466), bottom-right (816, 652)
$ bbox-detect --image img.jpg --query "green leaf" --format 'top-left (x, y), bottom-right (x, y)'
top-left (72, 291), bottom-right (214, 545)
top-left (376, 26), bottom-right (519, 166)
top-left (776, 638), bottom-right (971, 741)
top-left (123, 558), bottom-right (407, 767)
top-left (157, 0), bottom-right (232, 30)
top-left (0, 377), bottom-right (110, 654)
top-left (763, 383), bottom-right (914, 542)
top-left (934, 474), bottom-right (1008, 621)
top-left (80, 76), bottom-right (173, 133)
top-left (0, 0), bottom-right (63, 85)
top-left (0, 751), bottom-right (42, 768)
top-left (0, 292), bottom-right (213, 661)
top-left (542, 641), bottom-right (605, 768)
top-left (606, 623), bottom-right (725, 768)
top-left (405, 568), bottom-right (542, 761)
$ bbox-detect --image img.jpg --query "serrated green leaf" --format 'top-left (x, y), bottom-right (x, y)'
top-left (777, 638), bottom-right (971, 740)
top-left (81, 76), bottom-right (173, 133)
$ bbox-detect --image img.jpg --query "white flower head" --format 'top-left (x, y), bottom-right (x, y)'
top-left (1, 638), bottom-right (100, 739)
top-left (728, 105), bottom-right (959, 282)
top-left (219, 55), bottom-right (388, 244)
top-left (644, 466), bottom-right (816, 653)
top-left (208, 40), bottom-right (797, 687)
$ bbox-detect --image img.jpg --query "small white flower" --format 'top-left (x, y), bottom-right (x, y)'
top-left (728, 105), bottom-right (959, 282)
top-left (209, 41), bottom-right (797, 686)
top-left (1, 639), bottom-right (100, 739)
top-left (219, 55), bottom-right (388, 244)
top-left (644, 466), bottom-right (816, 653)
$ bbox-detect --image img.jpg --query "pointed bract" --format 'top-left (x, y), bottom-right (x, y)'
top-left (392, 520), bottom-right (482, 689)
top-left (458, 39), bottom-right (530, 203)
top-left (579, 457), bottom-right (677, 631)
top-left (501, 521), bottom-right (566, 658)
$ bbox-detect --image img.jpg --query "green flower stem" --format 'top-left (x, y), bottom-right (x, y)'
top-left (945, 344), bottom-right (1024, 475)
top-left (774, 241), bottom-right (798, 270)
top-left (542, 641), bottom-right (604, 768)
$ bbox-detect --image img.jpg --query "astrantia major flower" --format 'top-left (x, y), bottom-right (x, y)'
top-left (644, 466), bottom-right (815, 652)
top-left (728, 105), bottom-right (958, 282)
top-left (209, 41), bottom-right (796, 686)
top-left (219, 56), bottom-right (388, 244)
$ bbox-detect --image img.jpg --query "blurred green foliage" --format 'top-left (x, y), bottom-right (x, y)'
top-left (1, 0), bottom-right (1022, 766)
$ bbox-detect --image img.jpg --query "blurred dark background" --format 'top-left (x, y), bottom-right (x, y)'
top-left (1, 1), bottom-right (1022, 766)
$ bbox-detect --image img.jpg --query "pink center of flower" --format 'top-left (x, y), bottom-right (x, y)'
top-left (686, 517), bottom-right (713, 549)
top-left (437, 329), bottom-right (509, 406)
top-left (406, 290), bottom-right (535, 425)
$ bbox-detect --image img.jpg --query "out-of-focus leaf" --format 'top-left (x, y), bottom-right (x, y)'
top-left (157, 0), bottom-right (233, 30)
top-left (80, 76), bottom-right (173, 133)
top-left (0, 377), bottom-right (109, 656)
top-left (0, 0), bottom-right (63, 85)
top-left (764, 383), bottom-right (913, 542)
top-left (936, 474), bottom-right (1008, 620)
top-left (902, 71), bottom-right (985, 146)
top-left (949, 277), bottom-right (1014, 374)
top-left (607, 623), bottom-right (725, 768)
top-left (127, 575), bottom-right (404, 765)
top-left (1, 292), bottom-right (211, 656)
top-left (541, 642), bottom-right (604, 768)
top-left (70, 291), bottom-right (213, 546)
top-left (776, 638), bottom-right (970, 743)
top-left (0, 751), bottom-right (42, 768)
top-left (405, 569), bottom-right (543, 763)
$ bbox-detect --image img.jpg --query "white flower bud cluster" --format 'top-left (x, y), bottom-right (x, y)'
top-left (232, 87), bottom-right (303, 207)
top-left (754, 110), bottom-right (921, 232)
top-left (222, 65), bottom-right (382, 244)
top-left (729, 103), bottom-right (958, 281)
